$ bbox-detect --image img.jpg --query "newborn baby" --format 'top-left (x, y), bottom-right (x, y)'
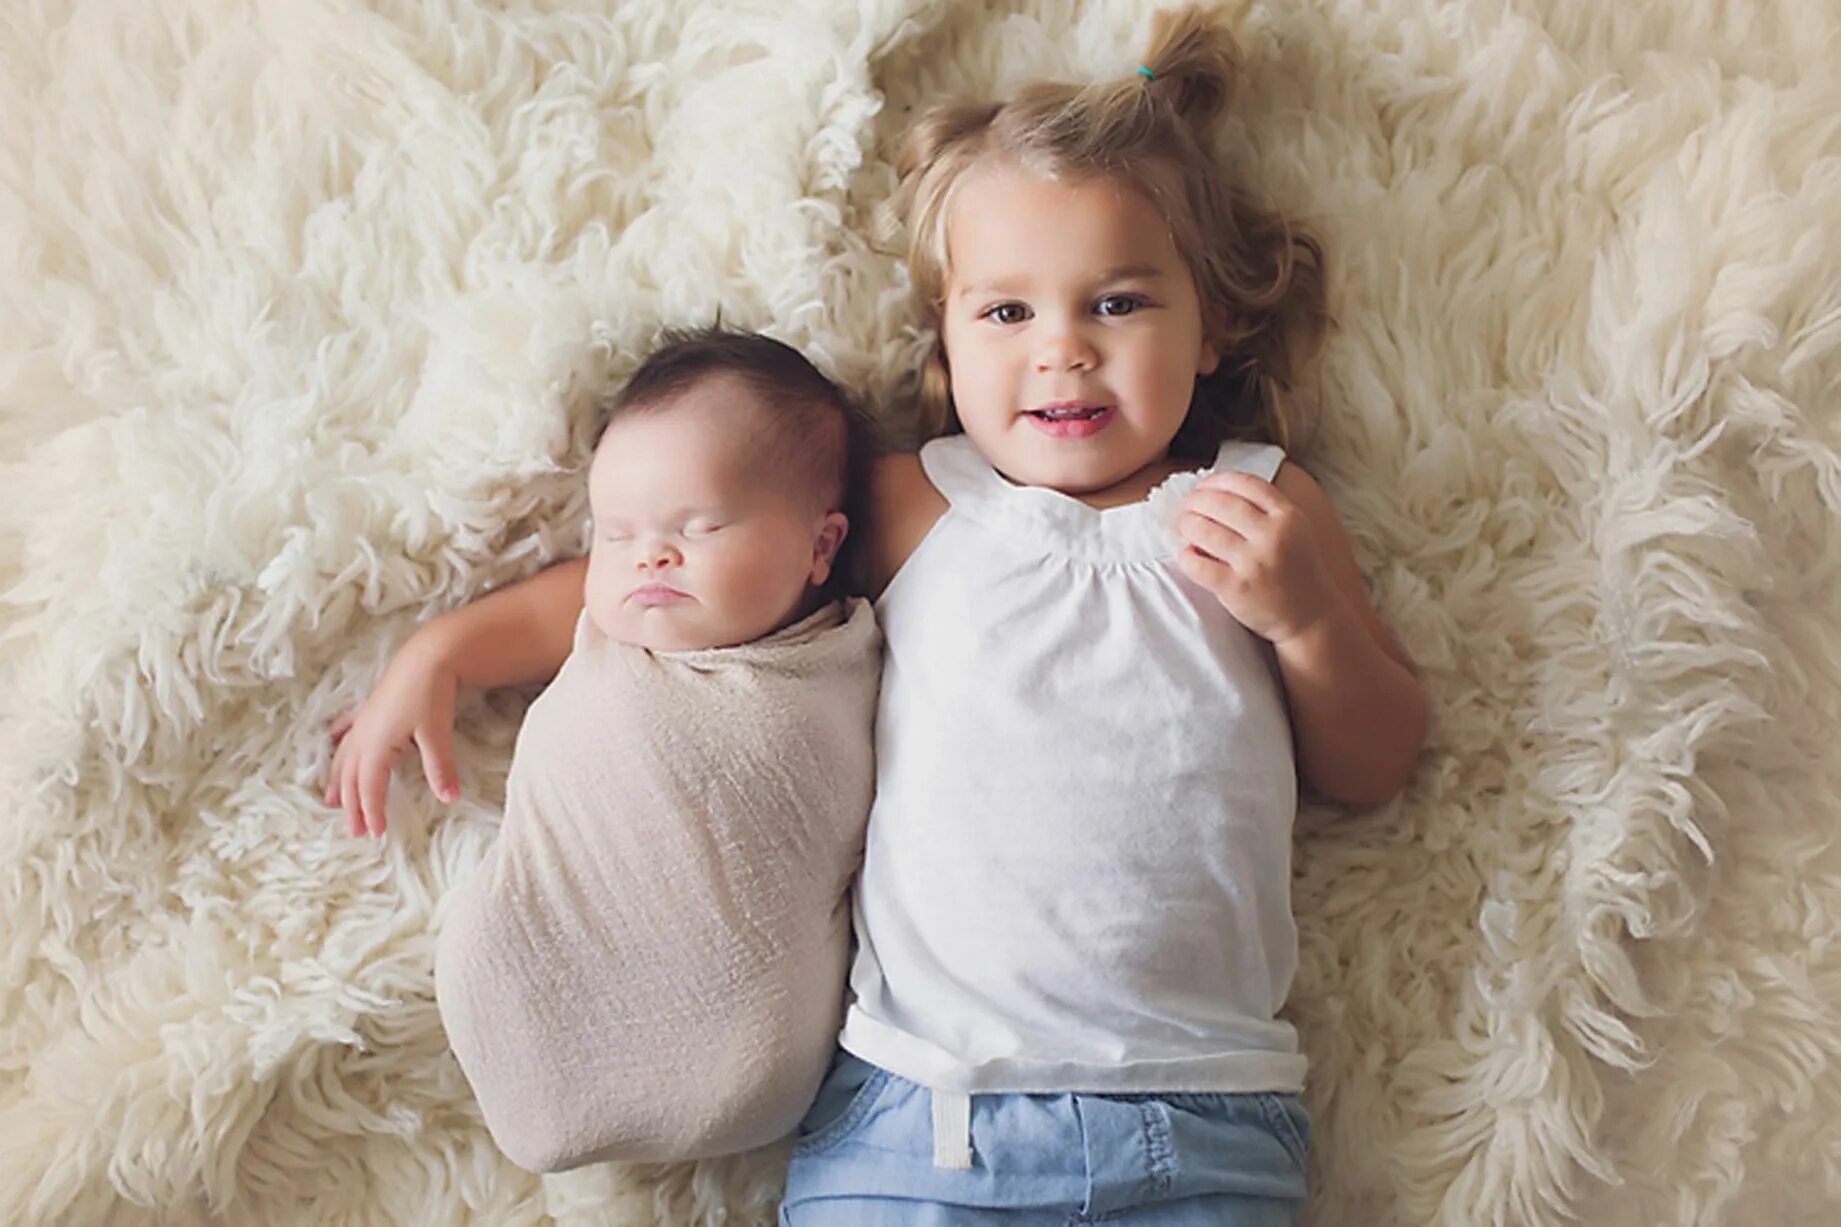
top-left (433, 330), bottom-right (881, 1172)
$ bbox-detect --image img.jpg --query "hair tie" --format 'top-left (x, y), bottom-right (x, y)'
top-left (1136, 66), bottom-right (1156, 81)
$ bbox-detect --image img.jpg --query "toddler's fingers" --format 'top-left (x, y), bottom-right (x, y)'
top-left (1178, 509), bottom-right (1247, 562)
top-left (328, 709), bottom-right (355, 742)
top-left (359, 758), bottom-right (391, 839)
top-left (415, 728), bottom-right (460, 804)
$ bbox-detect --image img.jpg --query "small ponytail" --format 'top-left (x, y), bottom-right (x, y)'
top-left (1137, 6), bottom-right (1241, 135)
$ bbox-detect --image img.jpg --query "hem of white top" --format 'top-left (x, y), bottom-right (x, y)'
top-left (839, 1016), bottom-right (1309, 1097)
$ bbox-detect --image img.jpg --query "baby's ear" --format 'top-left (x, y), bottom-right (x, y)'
top-left (809, 511), bottom-right (850, 586)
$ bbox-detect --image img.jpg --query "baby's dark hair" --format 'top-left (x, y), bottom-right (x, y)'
top-left (596, 324), bottom-right (864, 511)
top-left (594, 324), bottom-right (874, 595)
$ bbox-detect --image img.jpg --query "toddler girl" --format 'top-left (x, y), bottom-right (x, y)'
top-left (782, 9), bottom-right (1425, 1224)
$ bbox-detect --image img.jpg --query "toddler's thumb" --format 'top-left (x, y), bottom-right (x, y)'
top-left (415, 729), bottom-right (460, 803)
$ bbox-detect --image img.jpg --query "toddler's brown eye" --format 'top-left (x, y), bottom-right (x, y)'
top-left (985, 303), bottom-right (1029, 325)
top-left (1096, 295), bottom-right (1141, 317)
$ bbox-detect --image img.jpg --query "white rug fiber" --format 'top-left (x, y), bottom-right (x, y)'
top-left (3, 1), bottom-right (1840, 1223)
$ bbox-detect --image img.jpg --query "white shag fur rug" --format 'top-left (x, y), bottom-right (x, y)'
top-left (3, 1), bottom-right (1839, 1223)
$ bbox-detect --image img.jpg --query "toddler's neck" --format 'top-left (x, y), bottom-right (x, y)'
top-left (991, 453), bottom-right (1202, 512)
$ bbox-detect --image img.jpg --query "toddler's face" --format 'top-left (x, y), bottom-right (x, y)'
top-left (583, 378), bottom-right (846, 652)
top-left (939, 163), bottom-right (1221, 496)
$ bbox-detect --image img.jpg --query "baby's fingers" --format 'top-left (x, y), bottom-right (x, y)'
top-left (341, 756), bottom-right (365, 839)
top-left (415, 728), bottom-right (460, 804)
top-left (324, 733), bottom-right (354, 807)
top-left (359, 756), bottom-right (392, 839)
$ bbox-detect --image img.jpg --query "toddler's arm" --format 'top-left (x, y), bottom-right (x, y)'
top-left (324, 557), bottom-right (588, 838)
top-left (862, 454), bottom-right (948, 598)
top-left (1264, 470), bottom-right (1427, 807)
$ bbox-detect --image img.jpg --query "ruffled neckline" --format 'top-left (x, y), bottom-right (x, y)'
top-left (918, 435), bottom-right (1227, 565)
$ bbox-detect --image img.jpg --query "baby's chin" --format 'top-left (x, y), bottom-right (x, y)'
top-left (586, 603), bottom-right (760, 653)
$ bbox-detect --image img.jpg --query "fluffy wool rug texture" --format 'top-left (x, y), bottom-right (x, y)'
top-left (4, 1), bottom-right (1840, 1224)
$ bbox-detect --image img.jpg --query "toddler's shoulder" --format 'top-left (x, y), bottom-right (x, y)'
top-left (1266, 460), bottom-right (1351, 540)
top-left (865, 453), bottom-right (948, 598)
top-left (1238, 456), bottom-right (1336, 536)
top-left (1268, 455), bottom-right (1315, 500)
top-left (871, 451), bottom-right (930, 497)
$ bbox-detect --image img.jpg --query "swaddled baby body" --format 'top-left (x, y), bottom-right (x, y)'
top-left (432, 330), bottom-right (881, 1172)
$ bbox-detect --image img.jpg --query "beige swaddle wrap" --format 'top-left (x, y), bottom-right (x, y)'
top-left (433, 598), bottom-right (880, 1172)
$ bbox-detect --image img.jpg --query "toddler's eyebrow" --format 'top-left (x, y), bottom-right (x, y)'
top-left (953, 263), bottom-right (1166, 299)
top-left (1093, 263), bottom-right (1164, 282)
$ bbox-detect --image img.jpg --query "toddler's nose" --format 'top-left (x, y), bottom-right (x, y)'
top-left (1035, 328), bottom-right (1097, 372)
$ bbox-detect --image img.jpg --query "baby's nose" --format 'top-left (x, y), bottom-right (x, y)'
top-left (636, 541), bottom-right (682, 570)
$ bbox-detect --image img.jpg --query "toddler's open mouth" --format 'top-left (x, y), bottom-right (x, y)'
top-left (1027, 403), bottom-right (1115, 436)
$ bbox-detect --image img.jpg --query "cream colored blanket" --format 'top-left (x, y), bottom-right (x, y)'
top-left (433, 599), bottom-right (880, 1172)
top-left (7, 3), bottom-right (1841, 1224)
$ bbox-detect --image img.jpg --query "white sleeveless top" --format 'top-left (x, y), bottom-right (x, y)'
top-left (838, 433), bottom-right (1308, 1095)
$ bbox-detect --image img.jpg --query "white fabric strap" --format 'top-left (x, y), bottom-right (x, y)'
top-left (930, 1089), bottom-right (973, 1169)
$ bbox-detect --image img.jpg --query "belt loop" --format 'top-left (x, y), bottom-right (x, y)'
top-left (930, 1089), bottom-right (973, 1169)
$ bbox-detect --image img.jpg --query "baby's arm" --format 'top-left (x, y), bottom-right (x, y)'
top-left (324, 557), bottom-right (588, 838)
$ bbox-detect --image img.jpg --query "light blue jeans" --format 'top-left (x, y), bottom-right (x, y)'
top-left (780, 1050), bottom-right (1310, 1225)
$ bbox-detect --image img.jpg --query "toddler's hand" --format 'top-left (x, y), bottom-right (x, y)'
top-left (1175, 471), bottom-right (1342, 645)
top-left (323, 641), bottom-right (461, 839)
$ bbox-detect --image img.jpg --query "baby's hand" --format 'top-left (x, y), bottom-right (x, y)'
top-left (323, 641), bottom-right (461, 839)
top-left (1175, 471), bottom-right (1341, 645)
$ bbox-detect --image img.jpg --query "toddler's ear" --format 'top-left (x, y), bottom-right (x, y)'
top-left (808, 512), bottom-right (850, 586)
top-left (1199, 302), bottom-right (1231, 376)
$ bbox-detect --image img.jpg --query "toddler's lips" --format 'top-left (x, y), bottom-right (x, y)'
top-left (629, 583), bottom-right (691, 607)
top-left (1027, 403), bottom-right (1115, 438)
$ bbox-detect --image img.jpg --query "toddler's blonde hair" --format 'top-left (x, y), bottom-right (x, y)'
top-left (885, 4), bottom-right (1326, 458)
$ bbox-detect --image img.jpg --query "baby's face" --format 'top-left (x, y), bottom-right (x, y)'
top-left (583, 379), bottom-right (845, 652)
